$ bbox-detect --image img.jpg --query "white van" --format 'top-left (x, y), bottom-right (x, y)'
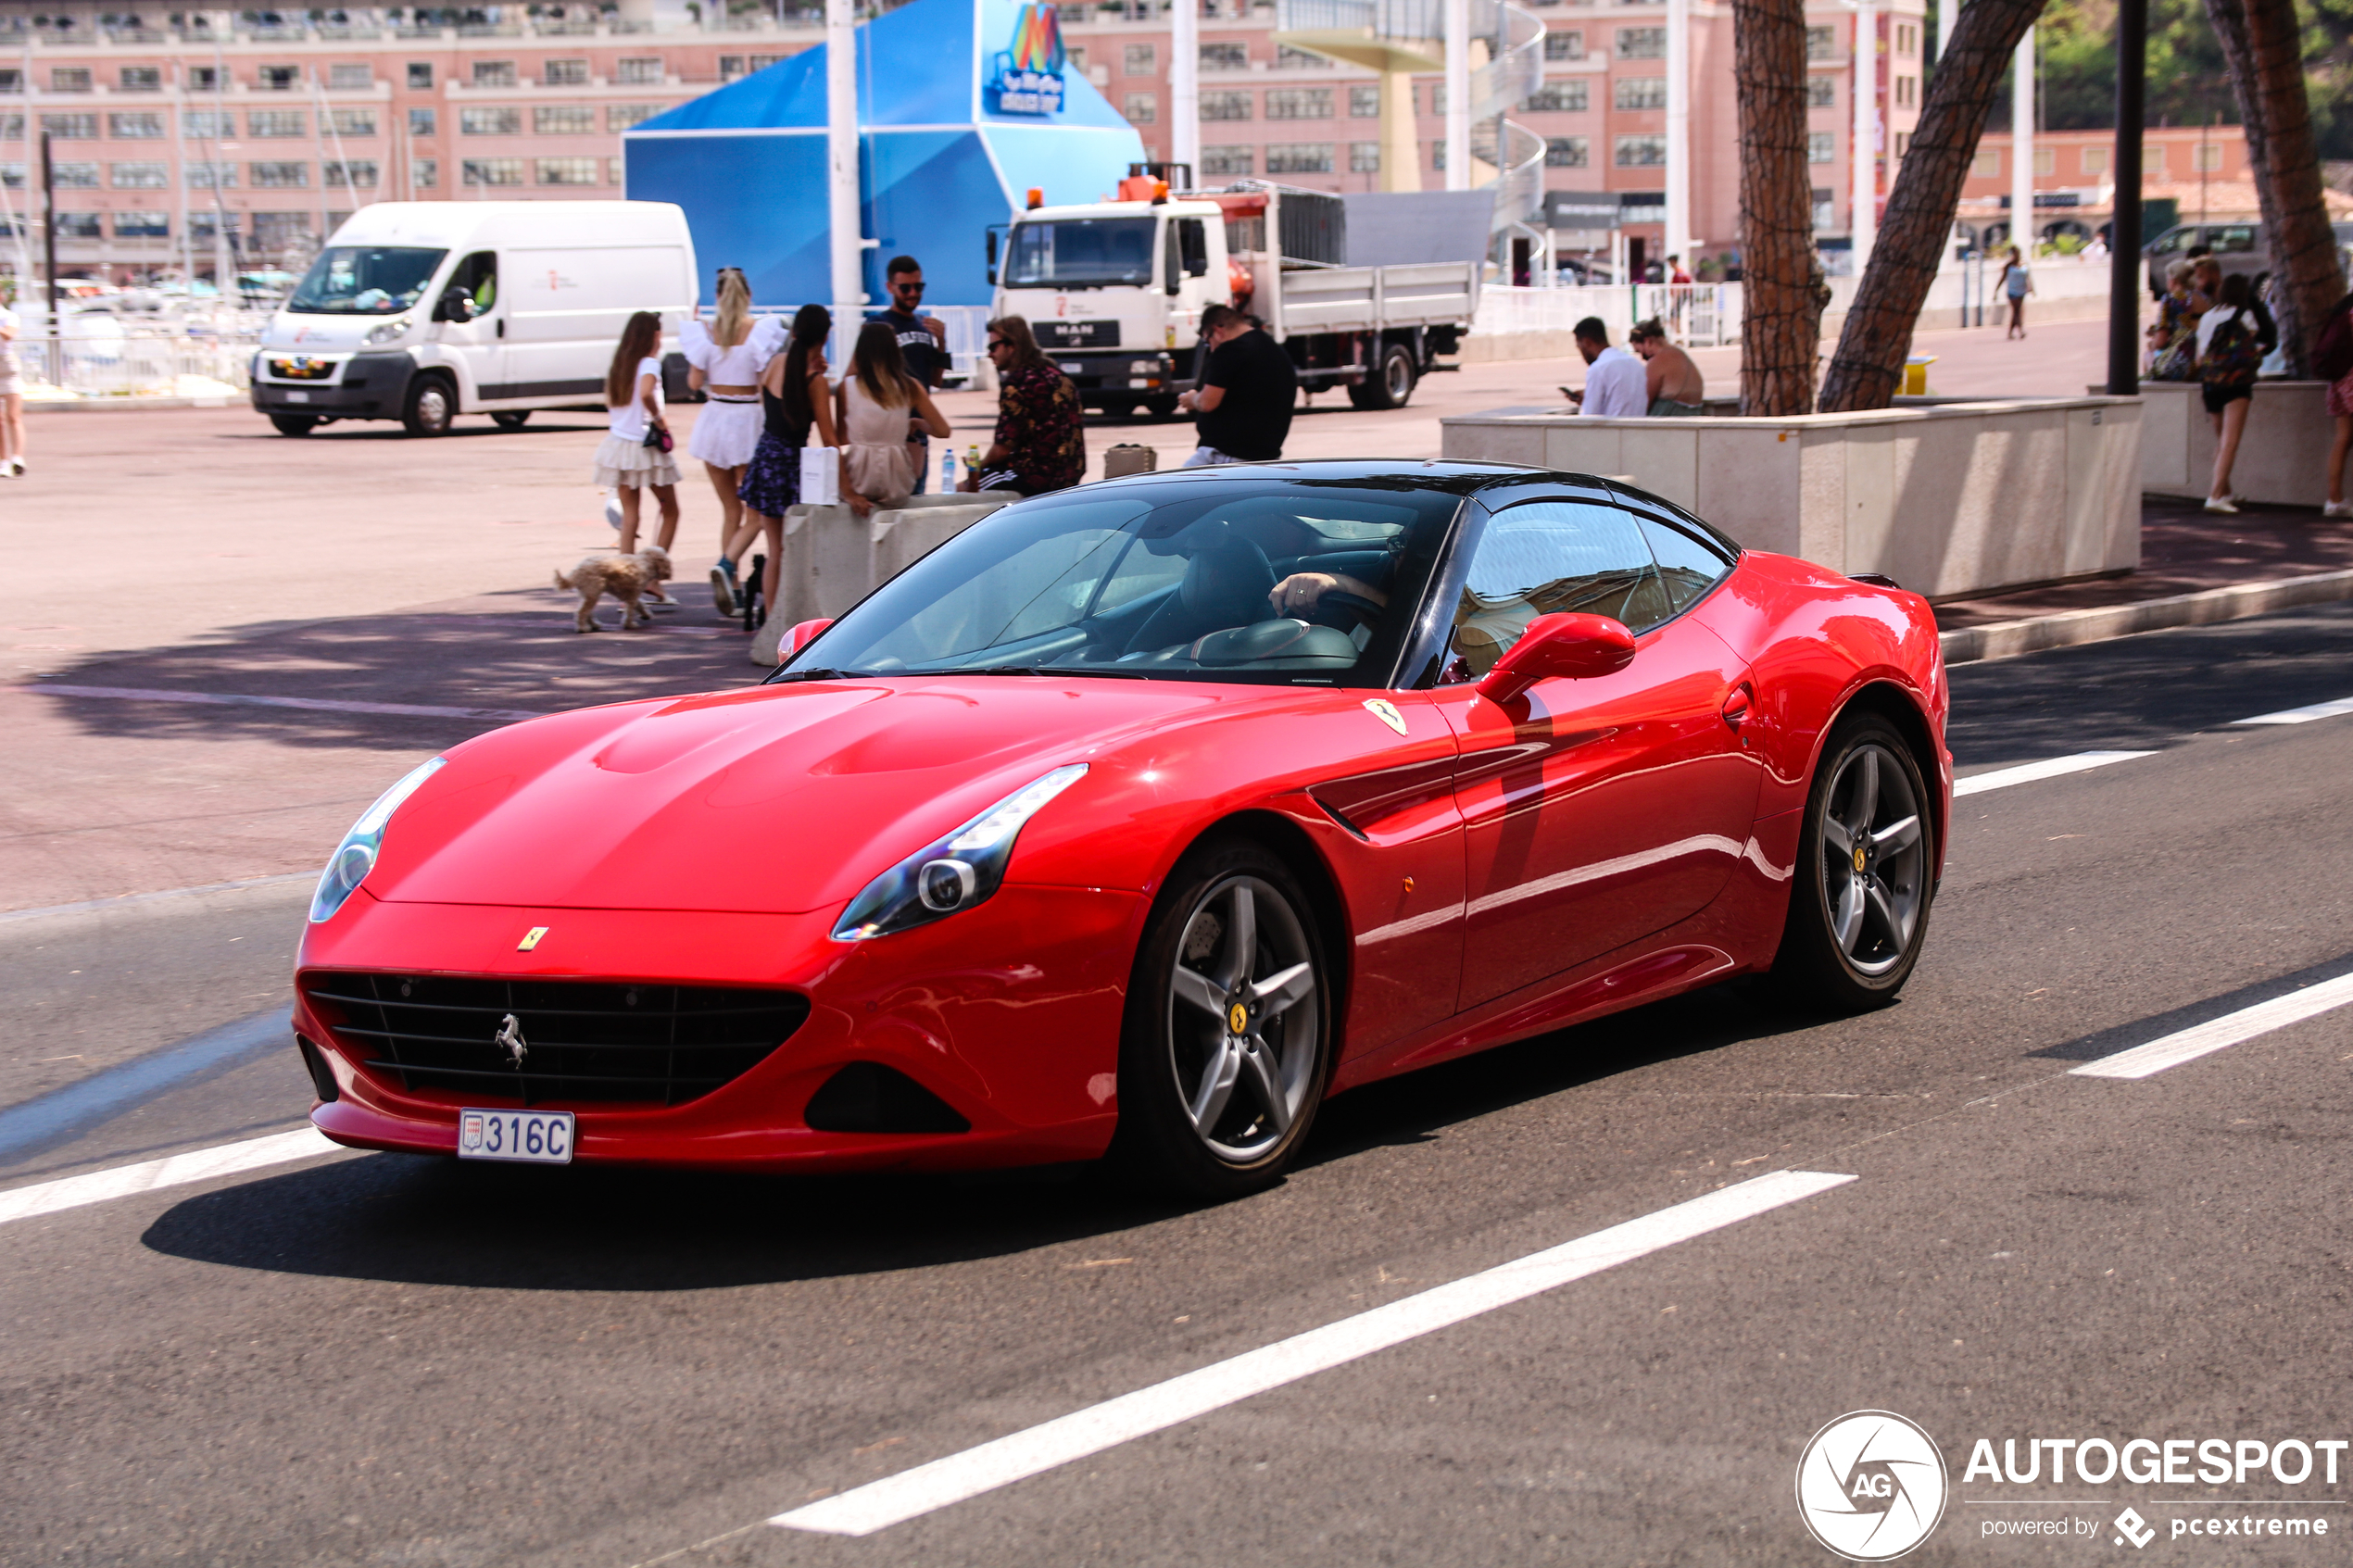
top-left (249, 201), bottom-right (698, 437)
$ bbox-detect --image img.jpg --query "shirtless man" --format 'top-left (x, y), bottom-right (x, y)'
top-left (1629, 319), bottom-right (1706, 416)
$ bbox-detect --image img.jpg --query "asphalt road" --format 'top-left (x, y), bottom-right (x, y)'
top-left (4, 607), bottom-right (2351, 1567)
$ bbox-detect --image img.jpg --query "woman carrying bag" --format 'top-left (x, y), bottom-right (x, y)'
top-left (2196, 272), bottom-right (2276, 515)
top-left (736, 304), bottom-right (838, 622)
top-left (596, 310), bottom-right (681, 559)
top-left (837, 320), bottom-right (951, 513)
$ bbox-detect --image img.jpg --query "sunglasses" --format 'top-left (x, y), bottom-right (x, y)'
top-left (893, 279), bottom-right (925, 294)
top-left (986, 339), bottom-right (1008, 351)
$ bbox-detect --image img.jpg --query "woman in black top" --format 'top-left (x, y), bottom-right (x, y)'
top-left (737, 304), bottom-right (837, 620)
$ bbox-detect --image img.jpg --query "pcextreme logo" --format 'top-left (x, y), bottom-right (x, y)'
top-left (1796, 1411), bottom-right (1952, 1562)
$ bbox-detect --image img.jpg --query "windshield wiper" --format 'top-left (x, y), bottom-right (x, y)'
top-left (950, 664), bottom-right (1151, 679)
top-left (764, 666), bottom-right (856, 684)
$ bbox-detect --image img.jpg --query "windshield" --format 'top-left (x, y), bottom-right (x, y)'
top-left (1003, 218), bottom-right (1158, 289)
top-left (285, 245), bottom-right (448, 315)
top-left (781, 477), bottom-right (1464, 687)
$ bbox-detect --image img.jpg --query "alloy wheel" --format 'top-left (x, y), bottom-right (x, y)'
top-left (1817, 742), bottom-right (1926, 976)
top-left (1164, 874), bottom-right (1321, 1163)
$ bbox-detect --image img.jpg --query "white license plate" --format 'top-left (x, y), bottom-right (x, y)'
top-left (1059, 361), bottom-right (1084, 373)
top-left (458, 1108), bottom-right (573, 1163)
top-left (284, 390), bottom-right (309, 402)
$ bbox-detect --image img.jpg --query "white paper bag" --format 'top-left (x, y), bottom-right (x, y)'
top-left (799, 445), bottom-right (840, 507)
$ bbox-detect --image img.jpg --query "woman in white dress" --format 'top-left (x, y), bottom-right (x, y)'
top-left (682, 268), bottom-right (784, 612)
top-left (837, 320), bottom-right (950, 515)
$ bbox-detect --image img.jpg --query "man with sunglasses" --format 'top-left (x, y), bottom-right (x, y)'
top-left (873, 255), bottom-right (949, 492)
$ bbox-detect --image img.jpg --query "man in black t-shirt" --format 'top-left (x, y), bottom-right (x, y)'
top-left (1176, 305), bottom-right (1297, 466)
top-left (871, 254), bottom-right (949, 491)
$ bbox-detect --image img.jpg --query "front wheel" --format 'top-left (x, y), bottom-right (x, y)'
top-left (269, 414), bottom-right (319, 436)
top-left (1349, 343), bottom-right (1417, 410)
top-left (1112, 839), bottom-right (1333, 1198)
top-left (490, 409), bottom-right (531, 430)
top-left (402, 374), bottom-right (455, 437)
top-left (1771, 714), bottom-right (1935, 1010)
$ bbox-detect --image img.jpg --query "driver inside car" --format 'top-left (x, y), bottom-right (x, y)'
top-left (1269, 569), bottom-right (1389, 617)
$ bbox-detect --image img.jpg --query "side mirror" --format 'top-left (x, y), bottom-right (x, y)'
top-left (434, 286), bottom-right (472, 323)
top-left (985, 232), bottom-right (998, 287)
top-left (784, 617), bottom-right (833, 658)
top-left (1475, 613), bottom-right (1636, 704)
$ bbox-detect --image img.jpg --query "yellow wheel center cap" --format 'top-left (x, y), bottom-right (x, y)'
top-left (1227, 1001), bottom-right (1250, 1035)
top-left (1853, 846), bottom-right (1869, 872)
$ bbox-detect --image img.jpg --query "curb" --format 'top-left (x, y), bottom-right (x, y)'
top-left (26, 395), bottom-right (238, 414)
top-left (1940, 567), bottom-right (2353, 664)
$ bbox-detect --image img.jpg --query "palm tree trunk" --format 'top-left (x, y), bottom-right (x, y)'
top-left (2205, 0), bottom-right (2345, 372)
top-left (1735, 0), bottom-right (1824, 415)
top-left (1818, 0), bottom-right (2047, 412)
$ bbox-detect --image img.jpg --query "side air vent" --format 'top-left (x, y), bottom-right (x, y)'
top-left (803, 1062), bottom-right (971, 1135)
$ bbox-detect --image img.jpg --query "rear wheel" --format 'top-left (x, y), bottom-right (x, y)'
top-left (269, 414), bottom-right (319, 436)
top-left (490, 409), bottom-right (532, 430)
top-left (1112, 838), bottom-right (1332, 1198)
top-left (1349, 342), bottom-right (1417, 410)
top-left (1771, 713), bottom-right (1935, 1010)
top-left (402, 374), bottom-right (455, 437)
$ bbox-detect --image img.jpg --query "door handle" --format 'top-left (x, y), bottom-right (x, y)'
top-left (496, 319), bottom-right (505, 338)
top-left (1721, 683), bottom-right (1755, 729)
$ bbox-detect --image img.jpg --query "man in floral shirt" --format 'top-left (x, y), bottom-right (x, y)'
top-left (960, 316), bottom-right (1085, 495)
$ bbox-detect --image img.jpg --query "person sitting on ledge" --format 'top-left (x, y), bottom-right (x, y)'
top-left (1630, 319), bottom-right (1706, 417)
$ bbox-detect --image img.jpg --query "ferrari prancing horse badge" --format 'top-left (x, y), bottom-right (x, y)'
top-left (1362, 699), bottom-right (1408, 735)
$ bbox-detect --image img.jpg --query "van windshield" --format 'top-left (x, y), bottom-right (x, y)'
top-left (286, 246), bottom-right (448, 314)
top-left (1002, 219), bottom-right (1158, 289)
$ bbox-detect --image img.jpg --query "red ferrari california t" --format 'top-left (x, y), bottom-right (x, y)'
top-left (294, 461), bottom-right (1949, 1196)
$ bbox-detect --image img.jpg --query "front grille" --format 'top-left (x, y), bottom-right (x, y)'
top-left (303, 972), bottom-right (811, 1108)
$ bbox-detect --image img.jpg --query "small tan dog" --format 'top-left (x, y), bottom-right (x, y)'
top-left (554, 544), bottom-right (672, 633)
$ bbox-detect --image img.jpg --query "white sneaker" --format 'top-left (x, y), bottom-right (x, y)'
top-left (2324, 500), bottom-right (2352, 519)
top-left (2204, 495), bottom-right (2240, 514)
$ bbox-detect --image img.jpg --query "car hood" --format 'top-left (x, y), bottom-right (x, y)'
top-left (369, 676), bottom-right (1255, 914)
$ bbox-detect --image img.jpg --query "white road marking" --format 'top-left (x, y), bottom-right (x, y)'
top-left (1952, 751), bottom-right (2154, 797)
top-left (773, 1170), bottom-right (1856, 1537)
top-left (2071, 972), bottom-right (2353, 1080)
top-left (14, 683), bottom-right (546, 724)
top-left (0, 1127), bottom-right (343, 1228)
top-left (0, 872), bottom-right (314, 924)
top-left (2233, 695), bottom-right (2353, 726)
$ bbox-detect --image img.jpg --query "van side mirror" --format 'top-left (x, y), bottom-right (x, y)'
top-left (1475, 613), bottom-right (1636, 704)
top-left (985, 231), bottom-right (998, 287)
top-left (433, 285), bottom-right (473, 323)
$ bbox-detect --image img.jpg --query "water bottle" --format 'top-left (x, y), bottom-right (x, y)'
top-left (940, 445), bottom-right (957, 491)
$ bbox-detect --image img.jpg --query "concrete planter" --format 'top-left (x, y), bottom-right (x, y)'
top-left (749, 491), bottom-right (1014, 664)
top-left (1441, 395), bottom-right (2143, 601)
top-left (2115, 379), bottom-right (2334, 508)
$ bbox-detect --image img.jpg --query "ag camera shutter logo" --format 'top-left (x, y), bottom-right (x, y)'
top-left (1796, 1411), bottom-right (1950, 1561)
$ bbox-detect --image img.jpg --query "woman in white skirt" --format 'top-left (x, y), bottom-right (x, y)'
top-left (683, 268), bottom-right (784, 613)
top-left (596, 310), bottom-right (682, 557)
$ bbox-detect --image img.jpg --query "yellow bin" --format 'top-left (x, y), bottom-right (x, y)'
top-left (1903, 354), bottom-right (1937, 395)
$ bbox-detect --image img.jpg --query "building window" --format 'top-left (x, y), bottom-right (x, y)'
top-left (110, 161), bottom-right (170, 188)
top-left (1265, 88), bottom-right (1333, 119)
top-left (1350, 141), bottom-right (1379, 172)
top-left (1544, 29), bottom-right (1584, 60)
top-left (51, 67), bottom-right (93, 92)
top-left (250, 160), bottom-right (309, 188)
top-left (409, 107), bottom-right (439, 137)
top-left (544, 59), bottom-right (589, 86)
top-left (1265, 142), bottom-right (1334, 173)
top-left (1894, 22), bottom-right (1918, 54)
top-left (1202, 144), bottom-right (1253, 176)
top-left (1615, 27), bottom-right (1665, 58)
top-left (324, 159), bottom-right (379, 188)
top-left (182, 110), bottom-right (231, 139)
top-left (1529, 80), bottom-right (1587, 112)
top-left (412, 157), bottom-right (438, 188)
top-left (1341, 84), bottom-right (1376, 117)
top-left (461, 107), bottom-right (522, 135)
top-left (1613, 77), bottom-right (1665, 110)
top-left (115, 210), bottom-right (170, 237)
top-left (2033, 145), bottom-right (2056, 175)
top-left (56, 212), bottom-right (102, 239)
top-left (120, 66), bottom-right (162, 92)
top-left (329, 63), bottom-right (372, 90)
top-left (408, 62), bottom-right (434, 89)
top-left (1806, 74), bottom-right (1834, 107)
top-left (720, 55), bottom-right (749, 81)
top-left (184, 160), bottom-right (236, 188)
top-left (1067, 47), bottom-right (1088, 72)
top-left (2144, 141), bottom-right (2166, 174)
top-left (51, 162), bottom-right (100, 188)
top-left (472, 60), bottom-right (517, 88)
top-left (188, 66), bottom-right (220, 90)
top-left (1123, 92), bottom-right (1157, 124)
top-left (1813, 187), bottom-right (1834, 230)
top-left (1807, 131), bottom-right (1834, 163)
top-left (1430, 140), bottom-right (1445, 170)
top-left (536, 156), bottom-right (601, 185)
top-left (463, 157), bottom-right (525, 186)
top-left (609, 157), bottom-right (627, 185)
top-left (249, 110), bottom-right (307, 138)
top-left (0, 69), bottom-right (20, 94)
top-left (1894, 131), bottom-right (1910, 157)
top-left (331, 109), bottom-right (378, 137)
top-left (1806, 26), bottom-right (1835, 59)
top-left (2082, 144), bottom-right (2110, 176)
top-left (252, 212), bottom-right (313, 250)
top-left (609, 104), bottom-right (662, 132)
top-left (109, 112), bottom-right (165, 139)
top-left (1202, 90), bottom-right (1252, 121)
top-left (190, 212), bottom-right (238, 243)
top-left (42, 114), bottom-right (98, 139)
top-left (0, 160), bottom-right (20, 187)
top-left (1894, 74), bottom-right (1915, 107)
top-left (1971, 147), bottom-right (2000, 177)
top-left (1545, 136), bottom-right (1589, 168)
top-left (1201, 42), bottom-right (1249, 70)
top-left (1276, 45), bottom-right (1330, 69)
top-left (535, 106), bottom-right (597, 134)
top-left (258, 65), bottom-right (299, 91)
top-left (1125, 44), bottom-right (1155, 76)
top-left (2193, 141), bottom-right (2224, 172)
top-left (616, 58), bottom-right (664, 85)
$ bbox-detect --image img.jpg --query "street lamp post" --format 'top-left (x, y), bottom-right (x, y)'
top-left (1846, 0), bottom-right (1877, 275)
top-left (825, 0), bottom-right (862, 343)
top-left (2106, 0), bottom-right (2146, 394)
top-left (1172, 0), bottom-right (1199, 182)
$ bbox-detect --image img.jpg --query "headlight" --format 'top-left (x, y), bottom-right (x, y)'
top-left (363, 317), bottom-right (411, 345)
top-left (832, 764), bottom-right (1088, 941)
top-left (309, 757), bottom-right (447, 923)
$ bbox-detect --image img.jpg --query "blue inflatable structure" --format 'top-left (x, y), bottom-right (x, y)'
top-left (623, 0), bottom-right (1148, 309)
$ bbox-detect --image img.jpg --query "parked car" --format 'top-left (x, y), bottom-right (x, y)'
top-left (2144, 220), bottom-right (2264, 296)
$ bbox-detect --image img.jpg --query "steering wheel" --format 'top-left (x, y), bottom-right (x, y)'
top-left (1306, 589), bottom-right (1385, 631)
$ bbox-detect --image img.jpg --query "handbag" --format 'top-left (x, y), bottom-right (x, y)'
top-left (642, 422), bottom-right (673, 454)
